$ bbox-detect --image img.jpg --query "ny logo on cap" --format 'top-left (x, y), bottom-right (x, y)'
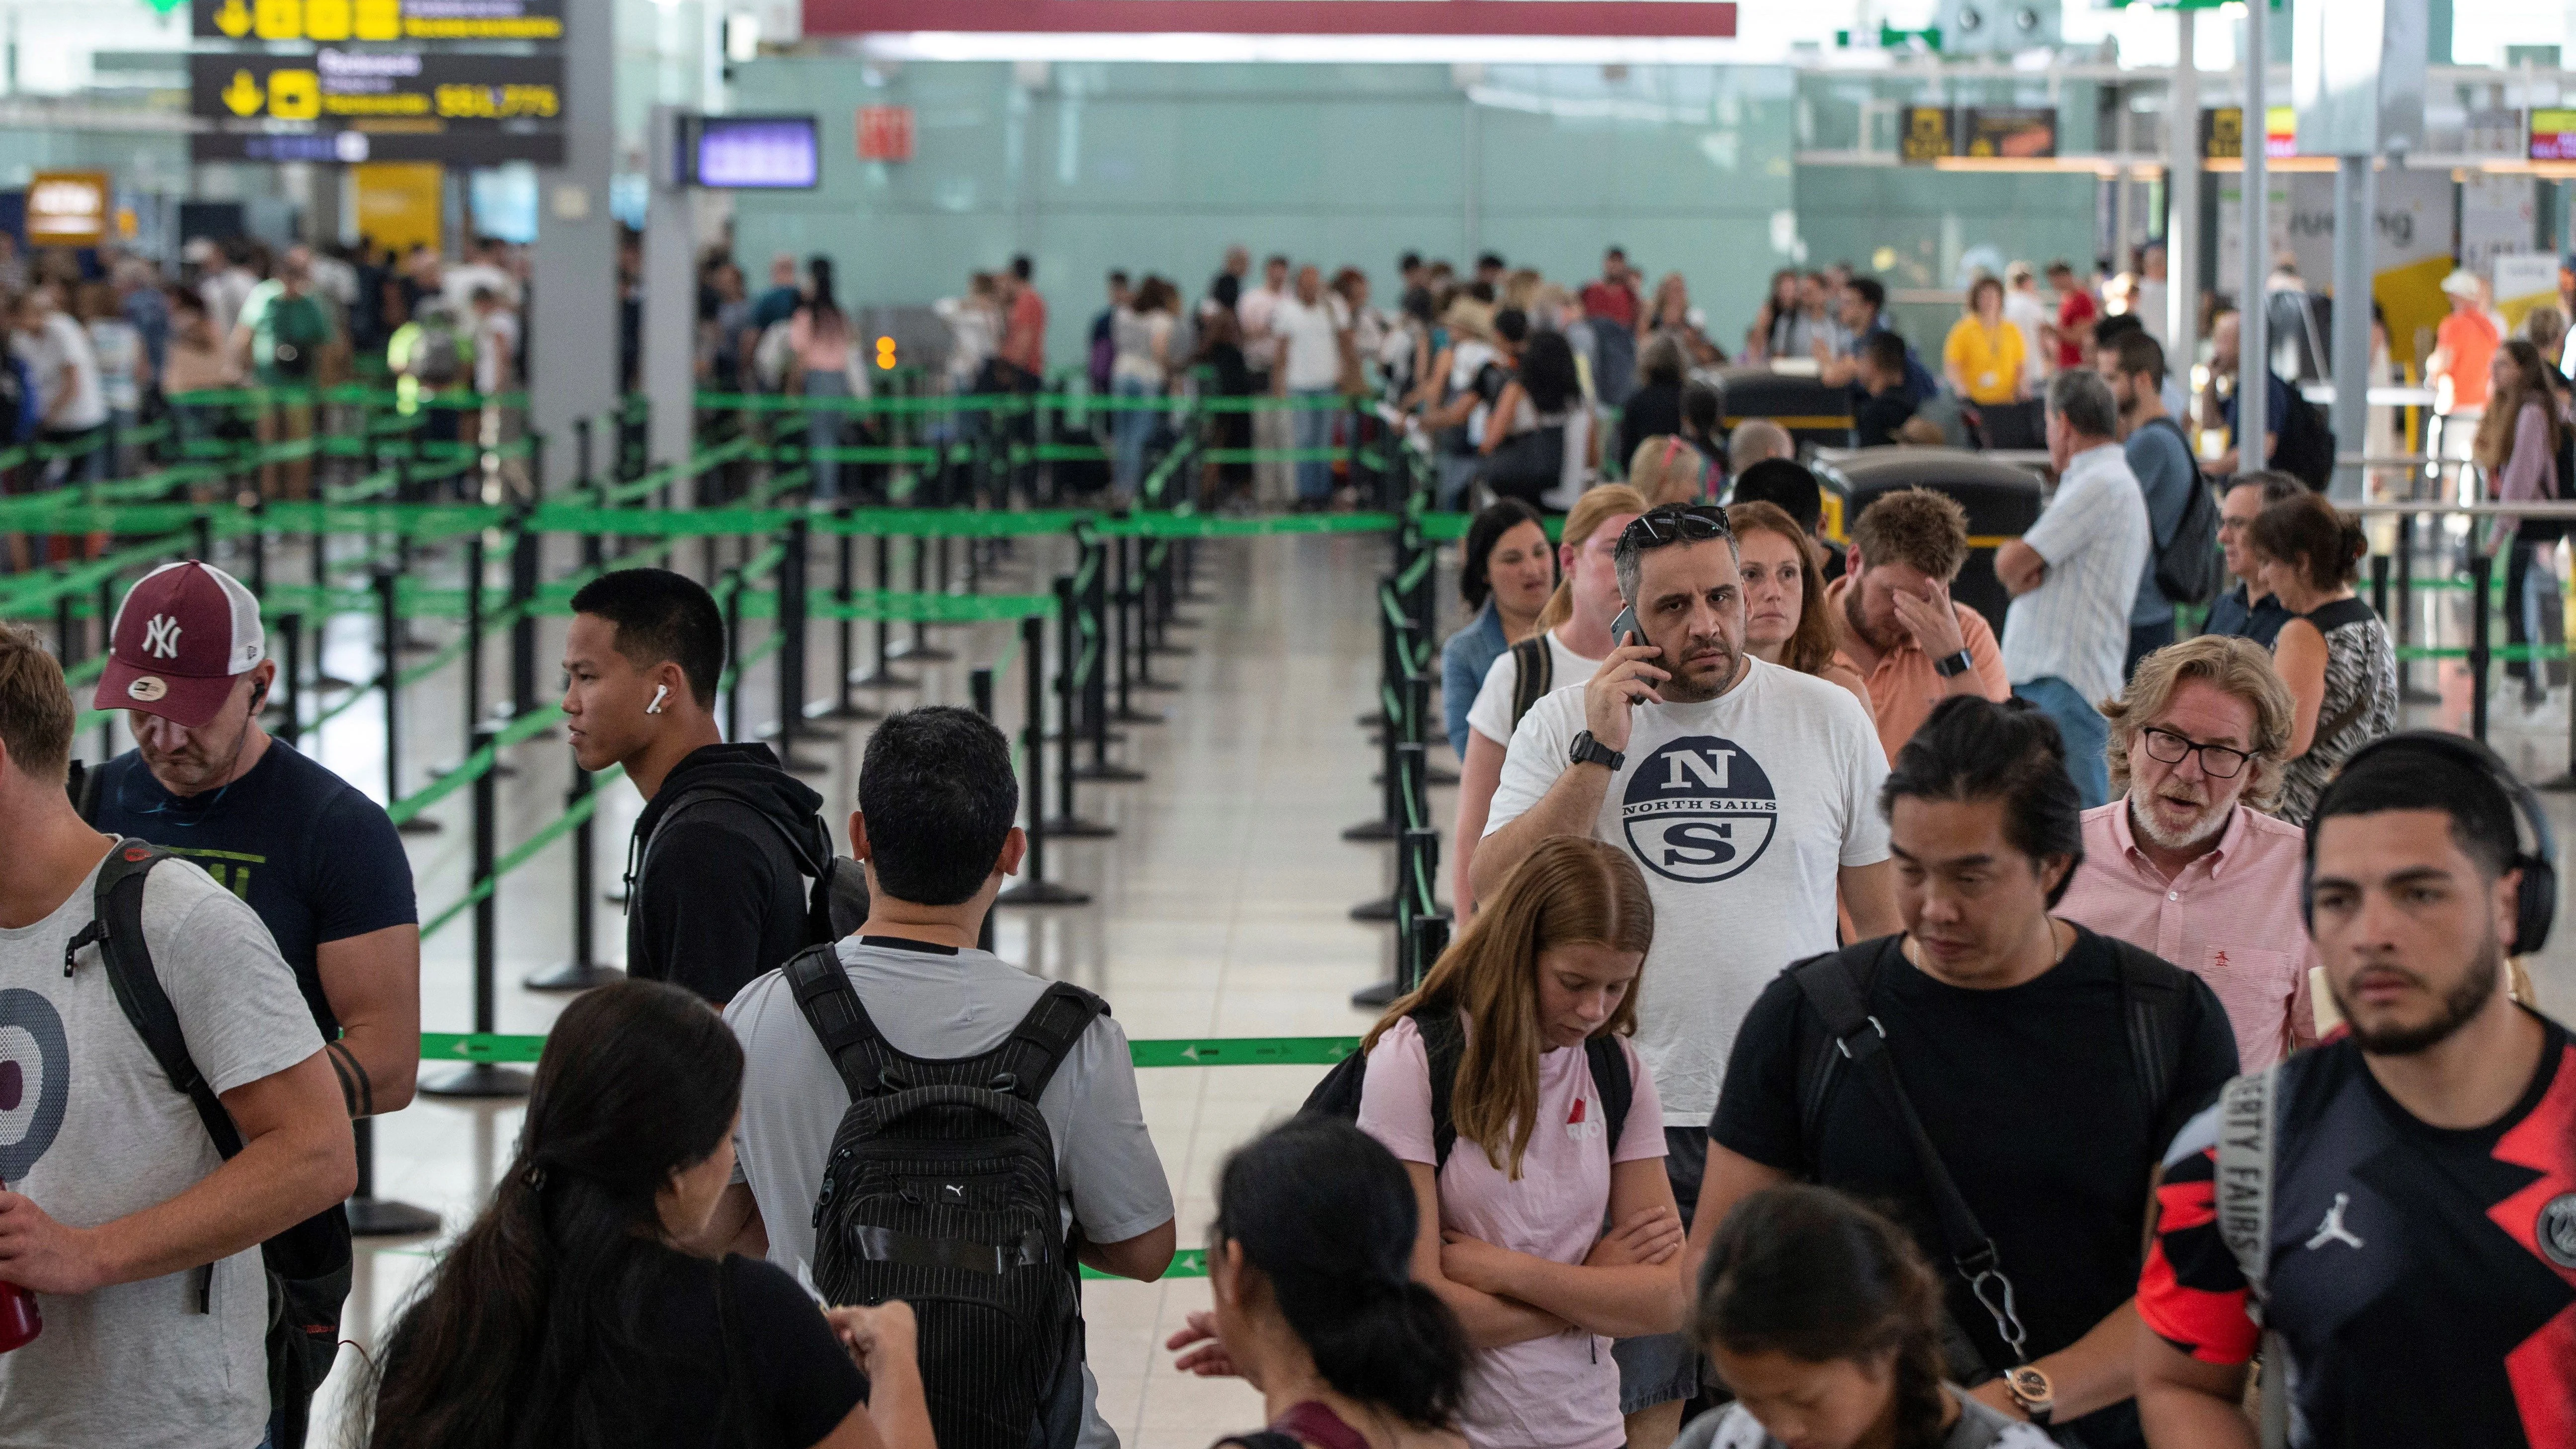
top-left (143, 614), bottom-right (183, 660)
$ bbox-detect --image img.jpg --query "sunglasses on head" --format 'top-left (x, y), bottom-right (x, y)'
top-left (1620, 505), bottom-right (1731, 549)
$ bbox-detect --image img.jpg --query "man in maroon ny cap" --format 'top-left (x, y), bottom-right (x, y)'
top-left (82, 560), bottom-right (421, 1124)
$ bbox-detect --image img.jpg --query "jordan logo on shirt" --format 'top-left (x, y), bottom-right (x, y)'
top-left (2306, 1193), bottom-right (2366, 1252)
top-left (1619, 735), bottom-right (1778, 884)
top-left (1566, 1095), bottom-right (1603, 1142)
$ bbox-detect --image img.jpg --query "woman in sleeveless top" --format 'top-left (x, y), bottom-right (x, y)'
top-left (1167, 1117), bottom-right (1470, 1449)
top-left (2249, 493), bottom-right (2397, 825)
top-left (1479, 330), bottom-right (1590, 511)
top-left (1680, 1186), bottom-right (2059, 1449)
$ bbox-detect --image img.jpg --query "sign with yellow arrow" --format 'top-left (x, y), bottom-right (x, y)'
top-left (190, 51), bottom-right (565, 164)
top-left (191, 0), bottom-right (562, 41)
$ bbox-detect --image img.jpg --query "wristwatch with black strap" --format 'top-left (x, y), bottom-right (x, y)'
top-left (2000, 1365), bottom-right (2054, 1426)
top-left (1567, 729), bottom-right (1624, 773)
top-left (1932, 648), bottom-right (1975, 679)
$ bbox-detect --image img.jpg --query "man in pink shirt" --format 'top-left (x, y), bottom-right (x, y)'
top-left (2056, 635), bottom-right (2318, 1069)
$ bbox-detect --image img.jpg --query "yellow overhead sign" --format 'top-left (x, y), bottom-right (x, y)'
top-left (194, 0), bottom-right (561, 42)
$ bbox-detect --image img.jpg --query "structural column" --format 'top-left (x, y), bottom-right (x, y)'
top-left (527, 0), bottom-right (619, 485)
top-left (2166, 10), bottom-right (2200, 379)
top-left (2239, 0), bottom-right (2270, 456)
top-left (643, 105), bottom-right (698, 480)
top-left (2330, 157), bottom-right (2376, 502)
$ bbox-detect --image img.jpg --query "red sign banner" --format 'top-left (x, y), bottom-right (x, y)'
top-left (806, 0), bottom-right (1737, 37)
top-left (857, 105), bottom-right (915, 162)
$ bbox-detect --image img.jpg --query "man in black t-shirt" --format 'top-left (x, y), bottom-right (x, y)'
top-left (86, 560), bottom-right (420, 1119)
top-left (1688, 696), bottom-right (2238, 1449)
top-left (2138, 734), bottom-right (2576, 1448)
top-left (1852, 330), bottom-right (1919, 447)
top-left (563, 568), bottom-right (834, 1004)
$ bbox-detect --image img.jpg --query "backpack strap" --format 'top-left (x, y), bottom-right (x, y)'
top-left (784, 943), bottom-right (902, 1101)
top-left (2103, 938), bottom-right (2191, 1131)
top-left (986, 982), bottom-right (1109, 1103)
top-left (1507, 635), bottom-right (1553, 735)
top-left (1583, 1035), bottom-right (1636, 1152)
top-left (1410, 1008), bottom-right (1467, 1171)
top-left (1788, 940), bottom-right (1894, 1154)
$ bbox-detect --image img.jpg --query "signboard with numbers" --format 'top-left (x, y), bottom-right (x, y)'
top-left (189, 51), bottom-right (564, 164)
top-left (191, 0), bottom-right (564, 41)
top-left (1899, 105), bottom-right (1953, 163)
top-left (2534, 109), bottom-right (2576, 162)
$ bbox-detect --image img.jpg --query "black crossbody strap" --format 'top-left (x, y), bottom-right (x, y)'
top-left (989, 982), bottom-right (1109, 1103)
top-left (1790, 944), bottom-right (2029, 1367)
top-left (1412, 1008), bottom-right (1467, 1171)
top-left (785, 944), bottom-right (899, 1101)
top-left (1583, 1036), bottom-right (1634, 1149)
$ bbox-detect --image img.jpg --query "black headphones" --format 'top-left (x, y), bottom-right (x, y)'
top-left (2300, 730), bottom-right (2559, 956)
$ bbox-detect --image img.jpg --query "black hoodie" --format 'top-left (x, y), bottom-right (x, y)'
top-left (626, 742), bottom-right (832, 1004)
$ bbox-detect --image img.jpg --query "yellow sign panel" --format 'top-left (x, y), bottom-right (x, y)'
top-left (203, 0), bottom-right (560, 40)
top-left (353, 162), bottom-right (442, 255)
top-left (25, 172), bottom-right (109, 248)
top-left (268, 68), bottom-right (321, 121)
top-left (304, 0), bottom-right (350, 39)
top-left (254, 0), bottom-right (300, 40)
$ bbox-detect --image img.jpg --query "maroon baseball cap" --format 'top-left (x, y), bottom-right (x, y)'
top-left (94, 560), bottom-right (267, 728)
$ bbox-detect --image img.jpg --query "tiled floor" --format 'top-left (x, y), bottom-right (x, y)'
top-left (213, 525), bottom-right (2576, 1448)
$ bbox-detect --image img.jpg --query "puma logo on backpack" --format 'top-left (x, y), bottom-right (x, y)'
top-left (788, 947), bottom-right (1106, 1449)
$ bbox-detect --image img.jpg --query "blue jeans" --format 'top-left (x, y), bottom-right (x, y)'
top-left (1290, 389), bottom-right (1337, 501)
top-left (1111, 376), bottom-right (1156, 504)
top-left (802, 368), bottom-right (850, 502)
top-left (2014, 676), bottom-right (2111, 808)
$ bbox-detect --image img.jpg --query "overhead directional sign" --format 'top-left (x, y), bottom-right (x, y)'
top-left (190, 51), bottom-right (565, 164)
top-left (192, 0), bottom-right (564, 41)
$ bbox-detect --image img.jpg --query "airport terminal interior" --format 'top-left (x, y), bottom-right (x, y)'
top-left (7, 1), bottom-right (2576, 1447)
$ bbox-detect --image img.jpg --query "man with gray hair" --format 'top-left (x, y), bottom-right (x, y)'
top-left (1994, 368), bottom-right (2150, 807)
top-left (1725, 417), bottom-right (1793, 477)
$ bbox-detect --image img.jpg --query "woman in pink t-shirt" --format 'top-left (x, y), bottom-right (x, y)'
top-left (1354, 836), bottom-right (1686, 1449)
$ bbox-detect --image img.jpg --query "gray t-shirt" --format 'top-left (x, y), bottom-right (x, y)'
top-left (2125, 417), bottom-right (2200, 627)
top-left (1679, 1386), bottom-right (2059, 1449)
top-left (0, 850), bottom-right (319, 1449)
top-left (725, 937), bottom-right (1175, 1449)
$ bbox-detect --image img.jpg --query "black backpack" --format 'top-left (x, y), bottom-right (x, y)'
top-left (1301, 1007), bottom-right (1634, 1172)
top-left (633, 781), bottom-right (870, 947)
top-left (787, 946), bottom-right (1106, 1449)
top-left (2268, 386), bottom-right (2335, 491)
top-left (71, 841), bottom-right (352, 1449)
top-left (1504, 635), bottom-right (1555, 741)
top-left (2140, 416), bottom-right (2224, 607)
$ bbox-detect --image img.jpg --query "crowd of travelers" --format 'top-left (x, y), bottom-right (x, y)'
top-left (0, 226), bottom-right (2569, 1449)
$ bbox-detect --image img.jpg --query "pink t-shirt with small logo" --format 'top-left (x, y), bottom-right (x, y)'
top-left (1356, 1014), bottom-right (1665, 1449)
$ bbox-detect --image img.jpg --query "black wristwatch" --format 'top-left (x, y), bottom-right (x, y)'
top-left (1932, 648), bottom-right (1975, 678)
top-left (1567, 729), bottom-right (1625, 773)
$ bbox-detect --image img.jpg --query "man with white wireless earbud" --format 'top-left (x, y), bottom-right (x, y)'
top-left (563, 568), bottom-right (842, 1004)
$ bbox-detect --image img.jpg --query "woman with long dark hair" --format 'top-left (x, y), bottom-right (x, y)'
top-left (1164, 1117), bottom-right (1472, 1449)
top-left (791, 254), bottom-right (858, 502)
top-left (1355, 835), bottom-right (1685, 1449)
top-left (1683, 1186), bottom-right (2057, 1449)
top-left (359, 980), bottom-right (933, 1449)
top-left (1438, 498), bottom-right (1554, 757)
top-left (1480, 330), bottom-right (1590, 509)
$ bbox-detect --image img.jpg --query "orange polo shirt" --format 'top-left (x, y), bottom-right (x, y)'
top-left (2435, 308), bottom-right (2498, 411)
top-left (1827, 575), bottom-right (2012, 760)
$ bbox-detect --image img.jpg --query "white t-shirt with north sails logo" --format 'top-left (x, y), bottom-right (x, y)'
top-left (1486, 656), bottom-right (1891, 1125)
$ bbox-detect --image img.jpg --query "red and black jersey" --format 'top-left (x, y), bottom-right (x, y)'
top-left (2139, 1011), bottom-right (2576, 1448)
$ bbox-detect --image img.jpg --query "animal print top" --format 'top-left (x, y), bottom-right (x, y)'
top-left (2274, 595), bottom-right (2398, 825)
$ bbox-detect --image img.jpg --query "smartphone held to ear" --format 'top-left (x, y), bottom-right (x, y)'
top-left (1611, 606), bottom-right (1641, 648)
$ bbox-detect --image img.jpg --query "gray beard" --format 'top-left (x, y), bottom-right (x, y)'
top-left (2128, 791), bottom-right (2228, 855)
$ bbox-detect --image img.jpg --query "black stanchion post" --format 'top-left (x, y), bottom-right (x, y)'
top-left (462, 537), bottom-right (485, 745)
top-left (2397, 510), bottom-right (2436, 703)
top-left (723, 569), bottom-right (745, 743)
top-left (2471, 549), bottom-right (2493, 743)
top-left (820, 508), bottom-right (878, 721)
top-left (381, 570), bottom-right (441, 836)
top-left (276, 612), bottom-right (304, 749)
top-left (419, 724), bottom-right (534, 1099)
top-left (1045, 574), bottom-right (1115, 836)
top-left (769, 515), bottom-right (831, 771)
top-left (191, 513), bottom-right (214, 564)
top-left (1110, 533), bottom-right (1162, 724)
top-left (1074, 531), bottom-right (1141, 781)
top-left (526, 762), bottom-right (623, 991)
top-left (347, 1116), bottom-right (444, 1237)
top-left (1343, 583), bottom-right (1403, 842)
top-left (2369, 550), bottom-right (2389, 623)
top-left (851, 532), bottom-right (914, 688)
top-left (998, 611), bottom-right (1091, 905)
top-left (506, 521), bottom-right (538, 720)
top-left (889, 535), bottom-right (953, 661)
top-left (971, 663), bottom-right (999, 949)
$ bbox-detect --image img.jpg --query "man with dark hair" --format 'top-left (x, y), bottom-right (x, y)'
top-left (1853, 329), bottom-right (1919, 446)
top-left (1830, 488), bottom-right (2012, 759)
top-left (2200, 471), bottom-right (2304, 647)
top-left (0, 622), bottom-right (357, 1447)
top-left (1474, 503), bottom-right (1898, 1443)
top-left (711, 707), bottom-right (1176, 1449)
top-left (562, 567), bottom-right (835, 1003)
top-left (1820, 276), bottom-right (1938, 403)
top-left (2096, 329), bottom-right (2201, 676)
top-left (1475, 250), bottom-right (1508, 287)
top-left (1692, 694), bottom-right (2239, 1449)
top-left (1730, 456), bottom-right (1840, 580)
top-left (2138, 734), bottom-right (2576, 1448)
top-left (1997, 369), bottom-right (2152, 808)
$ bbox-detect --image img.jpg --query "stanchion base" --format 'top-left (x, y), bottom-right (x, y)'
top-left (1425, 767), bottom-right (1460, 787)
top-left (1073, 762), bottom-right (1148, 782)
top-left (434, 758), bottom-right (519, 781)
top-left (770, 717), bottom-right (846, 740)
top-left (314, 674), bottom-right (360, 692)
top-left (1149, 642), bottom-right (1194, 657)
top-left (602, 886), bottom-right (629, 906)
top-left (524, 960), bottom-right (625, 993)
top-left (2538, 772), bottom-right (2576, 794)
top-left (1137, 675), bottom-right (1185, 693)
top-left (811, 699), bottom-right (883, 722)
top-left (1111, 708), bottom-right (1166, 725)
top-left (1349, 978), bottom-right (1402, 1009)
top-left (997, 879), bottom-right (1094, 907)
top-left (2402, 687), bottom-right (2444, 705)
top-left (776, 751), bottom-right (833, 776)
top-left (1341, 819), bottom-right (1399, 842)
top-left (1044, 815), bottom-right (1118, 838)
top-left (1357, 712), bottom-right (1386, 729)
top-left (1351, 896), bottom-right (1396, 921)
top-left (417, 1062), bottom-right (533, 1099)
top-left (396, 817), bottom-right (445, 836)
top-left (849, 666), bottom-right (918, 690)
top-left (347, 1197), bottom-right (443, 1238)
top-left (886, 641), bottom-right (957, 662)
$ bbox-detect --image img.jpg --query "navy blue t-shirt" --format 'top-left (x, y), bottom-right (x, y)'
top-left (90, 740), bottom-right (417, 1036)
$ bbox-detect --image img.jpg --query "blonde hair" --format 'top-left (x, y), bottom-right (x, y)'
top-left (1626, 435), bottom-right (1711, 508)
top-left (2101, 635), bottom-right (2296, 809)
top-left (0, 622), bottom-right (73, 783)
top-left (1364, 836), bottom-right (1654, 1178)
top-left (1533, 484), bottom-right (1650, 633)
